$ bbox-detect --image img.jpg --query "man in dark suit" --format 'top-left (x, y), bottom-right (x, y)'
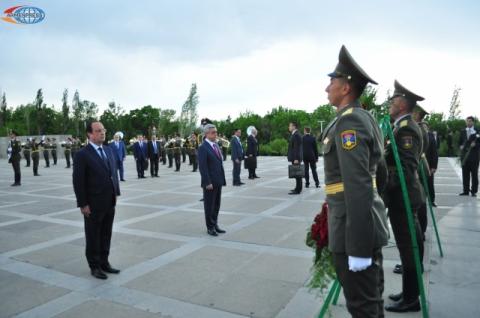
top-left (230, 128), bottom-right (245, 186)
top-left (459, 116), bottom-right (480, 196)
top-left (287, 121), bottom-right (303, 194)
top-left (109, 133), bottom-right (126, 181)
top-left (246, 128), bottom-right (259, 179)
top-left (198, 124), bottom-right (227, 237)
top-left (133, 134), bottom-right (147, 178)
top-left (302, 127), bottom-right (320, 188)
top-left (73, 121), bottom-right (121, 280)
top-left (8, 130), bottom-right (22, 186)
top-left (147, 135), bottom-right (161, 177)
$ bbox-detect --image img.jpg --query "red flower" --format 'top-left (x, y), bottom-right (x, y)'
top-left (310, 202), bottom-right (329, 249)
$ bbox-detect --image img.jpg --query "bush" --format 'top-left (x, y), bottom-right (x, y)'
top-left (259, 138), bottom-right (288, 156)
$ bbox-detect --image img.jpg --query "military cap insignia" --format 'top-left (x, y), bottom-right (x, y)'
top-left (341, 130), bottom-right (357, 150)
top-left (401, 136), bottom-right (413, 149)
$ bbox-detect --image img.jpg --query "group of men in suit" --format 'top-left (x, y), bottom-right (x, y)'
top-left (459, 116), bottom-right (480, 197)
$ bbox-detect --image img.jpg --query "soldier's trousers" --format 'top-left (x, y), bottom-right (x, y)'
top-left (52, 150), bottom-right (57, 165)
top-left (161, 151), bottom-right (166, 165)
top-left (11, 159), bottom-right (21, 184)
top-left (191, 155), bottom-right (198, 172)
top-left (333, 248), bottom-right (384, 318)
top-left (65, 151), bottom-right (71, 168)
top-left (174, 154), bottom-right (181, 171)
top-left (182, 151), bottom-right (186, 163)
top-left (304, 160), bottom-right (319, 186)
top-left (43, 151), bottom-right (50, 167)
top-left (389, 196), bottom-right (424, 303)
top-left (24, 152), bottom-right (31, 167)
top-left (168, 154), bottom-right (173, 167)
top-left (32, 152), bottom-right (40, 175)
top-left (462, 160), bottom-right (479, 194)
top-left (418, 204), bottom-right (427, 238)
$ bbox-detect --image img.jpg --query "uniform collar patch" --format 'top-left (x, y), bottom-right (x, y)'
top-left (341, 130), bottom-right (357, 150)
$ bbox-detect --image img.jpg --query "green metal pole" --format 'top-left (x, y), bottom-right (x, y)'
top-left (332, 280), bottom-right (342, 305)
top-left (384, 116), bottom-right (429, 318)
top-left (317, 279), bottom-right (339, 318)
top-left (418, 162), bottom-right (444, 257)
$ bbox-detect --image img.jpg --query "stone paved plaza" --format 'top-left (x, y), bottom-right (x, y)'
top-left (0, 156), bottom-right (478, 318)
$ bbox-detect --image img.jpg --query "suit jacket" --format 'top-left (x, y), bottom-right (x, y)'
top-left (109, 141), bottom-right (126, 162)
top-left (73, 143), bottom-right (120, 211)
top-left (459, 128), bottom-right (480, 163)
top-left (426, 131), bottom-right (438, 170)
top-left (147, 140), bottom-right (161, 159)
top-left (302, 134), bottom-right (319, 162)
top-left (287, 130), bottom-right (303, 163)
top-left (230, 136), bottom-right (244, 161)
top-left (198, 141), bottom-right (226, 188)
top-left (246, 135), bottom-right (259, 157)
top-left (133, 141), bottom-right (147, 160)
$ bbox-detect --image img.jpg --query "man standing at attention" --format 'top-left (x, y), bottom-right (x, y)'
top-left (302, 127), bottom-right (320, 188)
top-left (287, 121), bottom-right (303, 195)
top-left (133, 134), bottom-right (147, 179)
top-left (8, 130), bottom-right (22, 186)
top-left (73, 121), bottom-right (121, 280)
top-left (198, 124), bottom-right (227, 237)
top-left (109, 133), bottom-right (126, 181)
top-left (147, 134), bottom-right (161, 178)
top-left (322, 45), bottom-right (389, 317)
top-left (459, 116), bottom-right (480, 197)
top-left (230, 128), bottom-right (245, 186)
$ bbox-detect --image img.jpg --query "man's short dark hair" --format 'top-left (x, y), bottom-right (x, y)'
top-left (86, 122), bottom-right (94, 134)
top-left (467, 116), bottom-right (475, 122)
top-left (290, 121), bottom-right (298, 128)
top-left (304, 127), bottom-right (311, 133)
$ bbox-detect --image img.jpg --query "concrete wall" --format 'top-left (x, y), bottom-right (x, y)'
top-left (0, 135), bottom-right (72, 159)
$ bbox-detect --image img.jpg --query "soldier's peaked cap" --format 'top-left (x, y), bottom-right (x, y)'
top-left (392, 80), bottom-right (425, 103)
top-left (328, 45), bottom-right (378, 86)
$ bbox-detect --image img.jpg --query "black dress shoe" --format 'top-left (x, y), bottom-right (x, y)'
top-left (393, 264), bottom-right (403, 274)
top-left (472, 193), bottom-right (477, 197)
top-left (207, 229), bottom-right (218, 236)
top-left (389, 292), bottom-right (403, 302)
top-left (215, 226), bottom-right (226, 234)
top-left (91, 268), bottom-right (108, 280)
top-left (34, 174), bottom-right (40, 176)
top-left (238, 182), bottom-right (245, 185)
top-left (432, 202), bottom-right (437, 207)
top-left (10, 183), bottom-right (21, 186)
top-left (385, 299), bottom-right (420, 313)
top-left (141, 176), bottom-right (146, 178)
top-left (101, 264), bottom-right (120, 274)
top-left (305, 183), bottom-right (310, 188)
top-left (289, 191), bottom-right (300, 195)
top-left (120, 179), bottom-right (126, 182)
top-left (254, 175), bottom-right (260, 178)
top-left (459, 192), bottom-right (469, 196)
top-left (316, 183), bottom-right (320, 188)
top-left (248, 177), bottom-right (254, 180)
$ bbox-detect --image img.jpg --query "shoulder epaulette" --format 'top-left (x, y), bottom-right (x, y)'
top-left (341, 108), bottom-right (354, 116)
top-left (400, 120), bottom-right (408, 128)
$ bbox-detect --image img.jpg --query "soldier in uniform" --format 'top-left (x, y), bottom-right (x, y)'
top-left (30, 137), bottom-right (44, 176)
top-left (384, 80), bottom-right (425, 313)
top-left (181, 138), bottom-right (187, 163)
top-left (8, 131), bottom-right (22, 186)
top-left (71, 137), bottom-right (79, 163)
top-left (322, 45), bottom-right (389, 317)
top-left (62, 137), bottom-right (73, 168)
top-left (190, 133), bottom-right (199, 172)
top-left (51, 138), bottom-right (58, 165)
top-left (22, 138), bottom-right (31, 167)
top-left (173, 134), bottom-right (182, 171)
top-left (166, 137), bottom-right (174, 168)
top-left (159, 136), bottom-right (167, 165)
top-left (43, 138), bottom-right (51, 168)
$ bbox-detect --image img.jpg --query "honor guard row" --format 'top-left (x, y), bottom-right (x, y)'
top-left (322, 45), bottom-right (429, 316)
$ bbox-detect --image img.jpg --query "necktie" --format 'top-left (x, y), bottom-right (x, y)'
top-left (153, 142), bottom-right (157, 154)
top-left (213, 143), bottom-right (222, 159)
top-left (98, 147), bottom-right (109, 167)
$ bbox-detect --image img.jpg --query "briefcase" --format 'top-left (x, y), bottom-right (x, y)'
top-left (144, 159), bottom-right (149, 170)
top-left (288, 164), bottom-right (305, 178)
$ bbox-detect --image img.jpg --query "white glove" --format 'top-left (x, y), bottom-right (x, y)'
top-left (348, 256), bottom-right (372, 272)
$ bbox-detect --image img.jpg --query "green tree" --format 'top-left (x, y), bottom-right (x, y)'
top-left (61, 89), bottom-right (69, 133)
top-left (0, 92), bottom-right (7, 135)
top-left (72, 90), bottom-right (83, 136)
top-left (448, 86), bottom-right (461, 120)
top-left (179, 83), bottom-right (199, 136)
